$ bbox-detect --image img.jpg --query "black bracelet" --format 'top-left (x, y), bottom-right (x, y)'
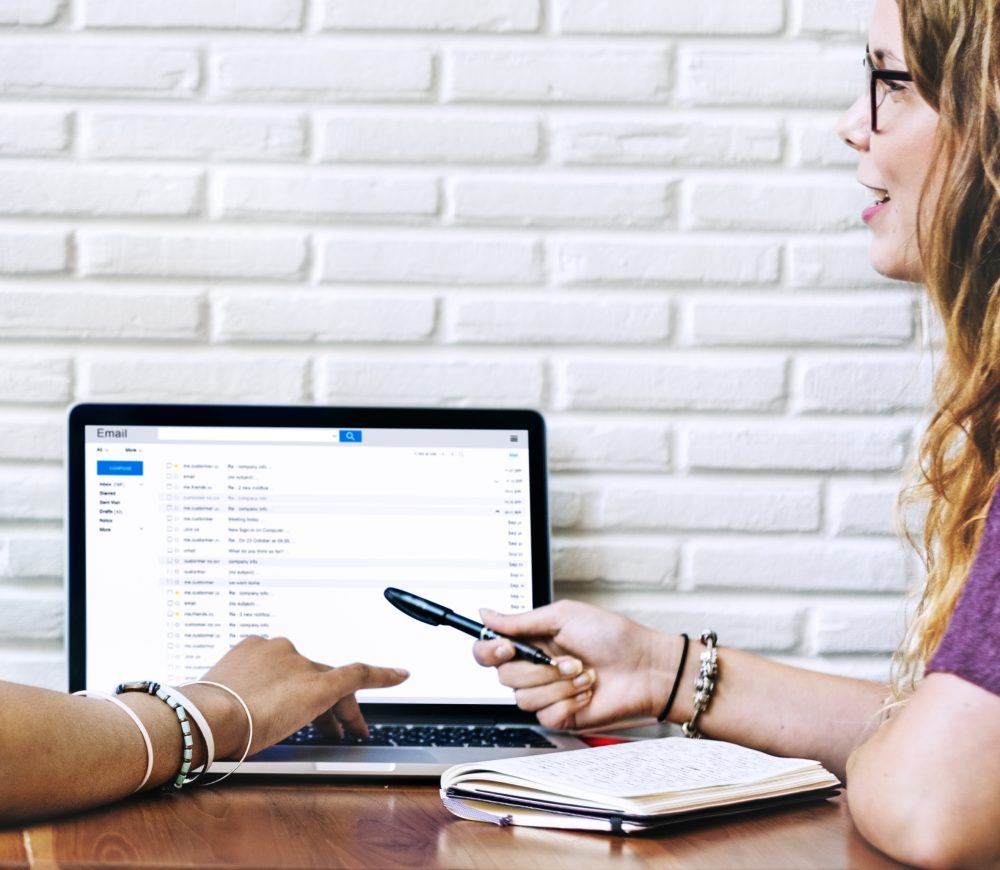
top-left (657, 633), bottom-right (689, 722)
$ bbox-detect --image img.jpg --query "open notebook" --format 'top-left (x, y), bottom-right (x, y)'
top-left (67, 403), bottom-right (585, 776)
top-left (441, 737), bottom-right (841, 833)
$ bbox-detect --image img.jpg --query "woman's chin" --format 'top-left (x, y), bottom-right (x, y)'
top-left (867, 240), bottom-right (924, 284)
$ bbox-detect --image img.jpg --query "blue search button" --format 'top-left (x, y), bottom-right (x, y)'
top-left (339, 430), bottom-right (362, 443)
top-left (97, 460), bottom-right (144, 476)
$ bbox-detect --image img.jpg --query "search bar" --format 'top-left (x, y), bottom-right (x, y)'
top-left (157, 427), bottom-right (341, 443)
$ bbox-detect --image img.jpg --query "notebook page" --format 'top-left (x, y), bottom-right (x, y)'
top-left (448, 737), bottom-right (821, 800)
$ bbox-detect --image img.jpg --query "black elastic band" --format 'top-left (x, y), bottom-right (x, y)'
top-left (656, 633), bottom-right (689, 723)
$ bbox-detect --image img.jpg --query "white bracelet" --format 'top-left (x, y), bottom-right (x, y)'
top-left (73, 690), bottom-right (154, 792)
top-left (166, 685), bottom-right (215, 783)
top-left (181, 680), bottom-right (253, 786)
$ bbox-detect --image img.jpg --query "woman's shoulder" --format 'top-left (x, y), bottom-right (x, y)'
top-left (969, 483), bottom-right (1000, 572)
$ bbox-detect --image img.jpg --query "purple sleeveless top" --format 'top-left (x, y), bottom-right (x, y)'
top-left (926, 489), bottom-right (1000, 695)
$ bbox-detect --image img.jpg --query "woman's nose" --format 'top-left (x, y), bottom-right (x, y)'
top-left (837, 93), bottom-right (870, 152)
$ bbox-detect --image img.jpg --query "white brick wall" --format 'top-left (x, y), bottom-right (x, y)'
top-left (323, 0), bottom-right (540, 32)
top-left (0, 0), bottom-right (920, 692)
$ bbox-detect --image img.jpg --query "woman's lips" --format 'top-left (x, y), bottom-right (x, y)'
top-left (862, 199), bottom-right (890, 223)
top-left (860, 183), bottom-right (890, 223)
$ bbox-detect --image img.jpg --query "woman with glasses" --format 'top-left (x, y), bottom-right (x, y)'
top-left (474, 1), bottom-right (1000, 865)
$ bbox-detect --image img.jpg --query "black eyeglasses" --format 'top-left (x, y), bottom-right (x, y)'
top-left (865, 46), bottom-right (913, 132)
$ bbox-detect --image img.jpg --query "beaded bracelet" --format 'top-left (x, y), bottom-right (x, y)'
top-left (167, 685), bottom-right (216, 784)
top-left (116, 681), bottom-right (194, 791)
top-left (681, 631), bottom-right (718, 739)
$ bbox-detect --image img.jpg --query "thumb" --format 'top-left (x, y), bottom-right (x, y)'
top-left (479, 603), bottom-right (564, 639)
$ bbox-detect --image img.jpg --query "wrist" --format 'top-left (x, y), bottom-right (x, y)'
top-left (181, 683), bottom-right (246, 759)
top-left (116, 690), bottom-right (205, 788)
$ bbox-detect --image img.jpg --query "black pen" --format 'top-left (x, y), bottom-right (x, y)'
top-left (383, 587), bottom-right (554, 666)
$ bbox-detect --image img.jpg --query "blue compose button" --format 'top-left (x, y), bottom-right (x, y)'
top-left (97, 460), bottom-right (144, 476)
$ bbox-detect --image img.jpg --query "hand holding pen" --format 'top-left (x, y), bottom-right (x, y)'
top-left (383, 587), bottom-right (554, 666)
top-left (472, 600), bottom-right (672, 735)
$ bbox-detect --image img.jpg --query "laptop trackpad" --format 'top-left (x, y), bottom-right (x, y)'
top-left (254, 745), bottom-right (439, 764)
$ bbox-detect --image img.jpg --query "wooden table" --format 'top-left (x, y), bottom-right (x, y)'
top-left (1, 782), bottom-right (908, 869)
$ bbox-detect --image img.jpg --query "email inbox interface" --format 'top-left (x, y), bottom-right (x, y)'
top-left (85, 427), bottom-right (533, 704)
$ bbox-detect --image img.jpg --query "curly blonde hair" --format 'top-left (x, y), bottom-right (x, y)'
top-left (893, 0), bottom-right (1000, 698)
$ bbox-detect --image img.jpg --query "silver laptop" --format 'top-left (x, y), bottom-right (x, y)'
top-left (67, 403), bottom-right (586, 776)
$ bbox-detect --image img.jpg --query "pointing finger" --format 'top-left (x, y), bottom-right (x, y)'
top-left (327, 662), bottom-right (409, 695)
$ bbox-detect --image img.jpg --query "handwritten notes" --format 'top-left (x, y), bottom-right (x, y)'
top-left (459, 737), bottom-right (819, 799)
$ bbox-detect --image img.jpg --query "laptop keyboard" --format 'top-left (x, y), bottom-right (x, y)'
top-left (281, 722), bottom-right (556, 749)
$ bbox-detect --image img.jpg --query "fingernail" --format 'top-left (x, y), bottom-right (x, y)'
top-left (496, 643), bottom-right (514, 660)
top-left (558, 659), bottom-right (583, 677)
top-left (479, 608), bottom-right (497, 620)
top-left (573, 670), bottom-right (593, 689)
top-left (575, 690), bottom-right (592, 704)
top-left (393, 668), bottom-right (410, 677)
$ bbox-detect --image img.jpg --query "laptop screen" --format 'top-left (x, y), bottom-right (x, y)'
top-left (68, 405), bottom-right (550, 709)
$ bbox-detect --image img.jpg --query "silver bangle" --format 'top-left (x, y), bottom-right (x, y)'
top-left (180, 680), bottom-right (254, 787)
top-left (681, 631), bottom-right (718, 739)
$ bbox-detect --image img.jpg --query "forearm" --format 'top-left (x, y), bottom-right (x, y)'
top-left (0, 681), bottom-right (237, 824)
top-left (478, 601), bottom-right (887, 778)
top-left (845, 673), bottom-right (1000, 868)
top-left (653, 638), bottom-right (887, 781)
